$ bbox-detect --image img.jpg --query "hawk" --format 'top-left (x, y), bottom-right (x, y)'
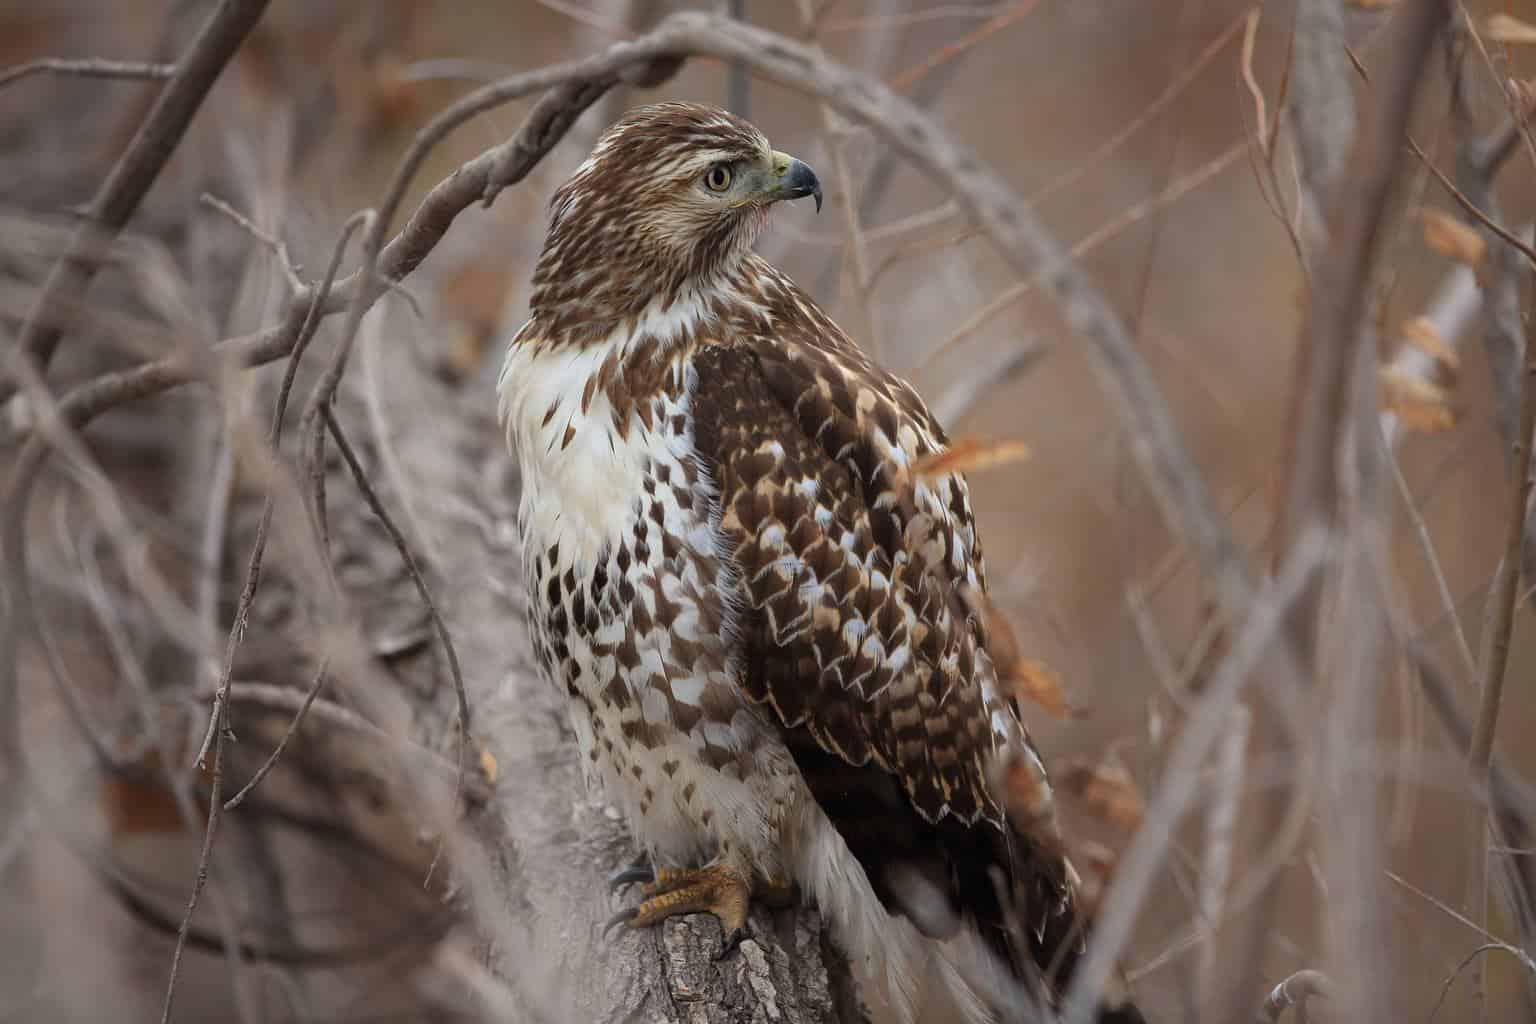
top-left (498, 102), bottom-right (1142, 1022)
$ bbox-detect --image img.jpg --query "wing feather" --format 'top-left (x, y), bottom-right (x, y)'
top-left (691, 260), bottom-right (1014, 830)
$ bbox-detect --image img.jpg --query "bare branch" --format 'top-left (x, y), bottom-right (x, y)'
top-left (4, 0), bottom-right (272, 396)
top-left (1227, 4), bottom-right (1451, 1021)
top-left (163, 210), bottom-right (366, 1023)
top-left (222, 660), bottom-right (328, 811)
top-left (0, 58), bottom-right (175, 91)
top-left (1469, 280), bottom-right (1536, 777)
top-left (1260, 968), bottom-right (1333, 1022)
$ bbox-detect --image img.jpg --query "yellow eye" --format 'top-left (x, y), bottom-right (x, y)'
top-left (704, 164), bottom-right (733, 192)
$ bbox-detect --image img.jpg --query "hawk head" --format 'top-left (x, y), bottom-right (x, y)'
top-left (528, 102), bottom-right (821, 336)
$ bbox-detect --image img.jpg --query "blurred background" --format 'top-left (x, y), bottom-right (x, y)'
top-left (2, 1), bottom-right (1535, 1020)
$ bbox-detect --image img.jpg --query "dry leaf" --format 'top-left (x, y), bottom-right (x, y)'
top-left (1011, 658), bottom-right (1073, 719)
top-left (1380, 365), bottom-right (1457, 433)
top-left (437, 261), bottom-right (516, 379)
top-left (962, 583), bottom-right (1020, 670)
top-left (960, 584), bottom-right (1072, 718)
top-left (1000, 752), bottom-right (1053, 827)
top-left (478, 746), bottom-right (499, 784)
top-left (1487, 13), bottom-right (1536, 44)
top-left (1060, 757), bottom-right (1145, 831)
top-left (1421, 209), bottom-right (1486, 268)
top-left (1515, 78), bottom-right (1536, 116)
top-left (1400, 316), bottom-right (1460, 370)
top-left (102, 750), bottom-right (208, 836)
top-left (1070, 839), bottom-right (1118, 916)
top-left (912, 436), bottom-right (1030, 482)
top-left (1075, 839), bottom-right (1118, 882)
top-left (1346, 0), bottom-right (1395, 7)
top-left (102, 776), bottom-right (188, 836)
top-left (994, 751), bottom-right (1066, 859)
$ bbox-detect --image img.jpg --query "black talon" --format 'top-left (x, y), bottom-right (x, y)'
top-left (608, 863), bottom-right (655, 892)
top-left (603, 907), bottom-right (638, 937)
top-left (716, 925), bottom-right (750, 960)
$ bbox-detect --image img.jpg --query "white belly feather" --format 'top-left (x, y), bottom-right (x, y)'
top-left (497, 315), bottom-right (785, 870)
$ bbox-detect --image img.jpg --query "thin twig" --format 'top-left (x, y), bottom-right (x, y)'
top-left (4, 0), bottom-right (273, 399)
top-left (1230, 5), bottom-right (1450, 1020)
top-left (1409, 136), bottom-right (1536, 267)
top-left (199, 193), bottom-right (304, 293)
top-left (1469, 278), bottom-right (1536, 777)
top-left (320, 405), bottom-right (473, 800)
top-left (1060, 531), bottom-right (1329, 1024)
top-left (1429, 944), bottom-right (1536, 1022)
top-left (1031, 9), bottom-right (1249, 210)
top-left (915, 140), bottom-right (1247, 373)
top-left (164, 212), bottom-right (365, 1024)
top-left (223, 660), bottom-right (328, 810)
top-left (886, 0), bottom-right (1041, 93)
top-left (0, 58), bottom-right (175, 91)
top-left (205, 679), bottom-right (485, 795)
top-left (1260, 969), bottom-right (1333, 1022)
top-left (1388, 869), bottom-right (1519, 948)
top-left (1240, 9), bottom-right (1268, 154)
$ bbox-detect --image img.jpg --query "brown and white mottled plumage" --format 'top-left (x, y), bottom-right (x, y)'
top-left (497, 102), bottom-right (1140, 1022)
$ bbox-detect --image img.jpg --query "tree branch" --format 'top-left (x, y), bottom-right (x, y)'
top-left (4, 0), bottom-right (272, 396)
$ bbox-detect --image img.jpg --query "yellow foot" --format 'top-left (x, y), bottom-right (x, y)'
top-left (605, 859), bottom-right (753, 953)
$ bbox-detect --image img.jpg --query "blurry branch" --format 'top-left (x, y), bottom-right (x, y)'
top-left (1285, 0), bottom-right (1356, 252)
top-left (204, 679), bottom-right (483, 796)
top-left (536, 0), bottom-right (632, 38)
top-left (928, 336), bottom-right (1050, 425)
top-left (821, 4), bottom-right (1012, 34)
top-left (3, 0), bottom-right (272, 401)
top-left (793, 0), bottom-right (878, 352)
top-left (913, 141), bottom-right (1247, 378)
top-left (1436, 28), bottom-right (1536, 633)
top-left (1388, 868), bottom-right (1532, 955)
top-left (1469, 293), bottom-right (1536, 778)
top-left (1033, 10), bottom-right (1249, 211)
top-left (885, 0), bottom-right (1041, 94)
top-left (321, 402), bottom-right (473, 787)
top-left (77, 527), bottom-right (256, 1023)
top-left (727, 0), bottom-right (749, 117)
top-left (1197, 705), bottom-right (1249, 1003)
top-left (223, 661), bottom-right (328, 810)
top-left (199, 193), bottom-right (304, 294)
top-left (1410, 650), bottom-right (1536, 958)
top-left (1410, 138), bottom-right (1536, 265)
top-left (866, 7), bottom-right (1247, 349)
top-left (810, 0), bottom-right (1023, 298)
top-left (0, 58), bottom-right (175, 91)
top-left (1452, 45), bottom-right (1536, 447)
top-left (1059, 531), bottom-right (1329, 1024)
top-left (1240, 10), bottom-right (1269, 151)
top-left (1227, 3), bottom-right (1449, 1022)
top-left (162, 209), bottom-right (377, 1024)
top-left (1429, 944), bottom-right (1536, 1022)
top-left (1259, 968), bottom-right (1333, 1023)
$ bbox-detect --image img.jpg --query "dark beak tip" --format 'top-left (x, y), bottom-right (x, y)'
top-left (781, 157), bottom-right (822, 213)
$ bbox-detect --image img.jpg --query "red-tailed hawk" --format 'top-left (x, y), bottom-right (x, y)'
top-left (498, 102), bottom-right (1142, 1022)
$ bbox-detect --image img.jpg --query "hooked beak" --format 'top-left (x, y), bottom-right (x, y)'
top-left (767, 150), bottom-right (823, 212)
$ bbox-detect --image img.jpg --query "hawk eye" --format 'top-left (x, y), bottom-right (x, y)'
top-left (704, 163), bottom-right (733, 192)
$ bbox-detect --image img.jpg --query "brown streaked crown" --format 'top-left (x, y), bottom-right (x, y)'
top-left (529, 102), bottom-right (776, 342)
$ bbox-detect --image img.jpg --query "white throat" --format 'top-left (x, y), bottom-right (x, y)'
top-left (496, 294), bottom-right (710, 569)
